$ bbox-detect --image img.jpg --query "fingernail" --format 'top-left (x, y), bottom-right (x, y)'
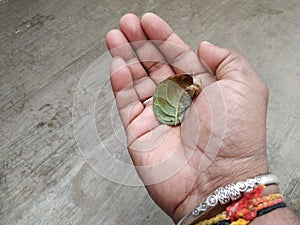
top-left (203, 41), bottom-right (214, 46)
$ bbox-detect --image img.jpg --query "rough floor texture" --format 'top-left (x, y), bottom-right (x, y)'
top-left (0, 0), bottom-right (299, 224)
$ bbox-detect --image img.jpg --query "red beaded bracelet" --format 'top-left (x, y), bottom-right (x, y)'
top-left (195, 185), bottom-right (285, 225)
top-left (227, 185), bottom-right (284, 221)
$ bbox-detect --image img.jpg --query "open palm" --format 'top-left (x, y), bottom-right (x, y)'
top-left (106, 13), bottom-right (269, 222)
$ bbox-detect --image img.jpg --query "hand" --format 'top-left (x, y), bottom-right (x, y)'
top-left (106, 13), bottom-right (269, 222)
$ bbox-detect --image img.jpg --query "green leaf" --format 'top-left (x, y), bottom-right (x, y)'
top-left (153, 73), bottom-right (201, 126)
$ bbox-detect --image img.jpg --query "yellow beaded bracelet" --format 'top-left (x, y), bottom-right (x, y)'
top-left (195, 211), bottom-right (227, 225)
top-left (196, 185), bottom-right (284, 225)
top-left (230, 218), bottom-right (249, 225)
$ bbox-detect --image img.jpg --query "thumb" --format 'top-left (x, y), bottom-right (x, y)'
top-left (198, 41), bottom-right (263, 85)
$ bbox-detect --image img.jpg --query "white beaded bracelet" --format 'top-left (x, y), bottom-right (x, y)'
top-left (177, 174), bottom-right (279, 225)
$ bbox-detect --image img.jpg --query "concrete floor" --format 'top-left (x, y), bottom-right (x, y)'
top-left (0, 0), bottom-right (299, 224)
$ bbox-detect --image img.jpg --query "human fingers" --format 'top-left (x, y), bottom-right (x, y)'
top-left (110, 57), bottom-right (161, 145)
top-left (141, 13), bottom-right (216, 87)
top-left (119, 13), bottom-right (175, 84)
top-left (197, 41), bottom-right (269, 99)
top-left (106, 29), bottom-right (156, 103)
top-left (110, 57), bottom-right (144, 129)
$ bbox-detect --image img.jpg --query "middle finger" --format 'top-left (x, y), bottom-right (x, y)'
top-left (120, 13), bottom-right (175, 84)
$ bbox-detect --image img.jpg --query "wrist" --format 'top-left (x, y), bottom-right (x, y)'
top-left (174, 171), bottom-right (278, 224)
top-left (250, 207), bottom-right (300, 225)
top-left (173, 158), bottom-right (269, 223)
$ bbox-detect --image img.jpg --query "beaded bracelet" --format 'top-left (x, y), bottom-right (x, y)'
top-left (196, 211), bottom-right (227, 225)
top-left (256, 202), bottom-right (287, 217)
top-left (216, 202), bottom-right (287, 225)
top-left (227, 185), bottom-right (284, 221)
top-left (216, 220), bottom-right (231, 225)
top-left (195, 185), bottom-right (286, 225)
top-left (230, 219), bottom-right (249, 225)
top-left (177, 174), bottom-right (279, 225)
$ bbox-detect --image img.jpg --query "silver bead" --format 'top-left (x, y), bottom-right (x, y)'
top-left (225, 183), bottom-right (241, 201)
top-left (246, 178), bottom-right (256, 188)
top-left (207, 195), bottom-right (218, 206)
top-left (236, 181), bottom-right (247, 192)
top-left (192, 208), bottom-right (200, 216)
top-left (199, 202), bottom-right (208, 211)
top-left (215, 187), bottom-right (230, 205)
top-left (255, 176), bottom-right (261, 183)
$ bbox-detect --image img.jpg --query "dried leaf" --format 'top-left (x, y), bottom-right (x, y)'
top-left (153, 73), bottom-right (202, 126)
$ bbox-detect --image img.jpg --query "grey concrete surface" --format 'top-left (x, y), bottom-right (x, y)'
top-left (0, 0), bottom-right (299, 224)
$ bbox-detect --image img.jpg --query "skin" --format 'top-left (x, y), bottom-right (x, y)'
top-left (106, 13), bottom-right (300, 224)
